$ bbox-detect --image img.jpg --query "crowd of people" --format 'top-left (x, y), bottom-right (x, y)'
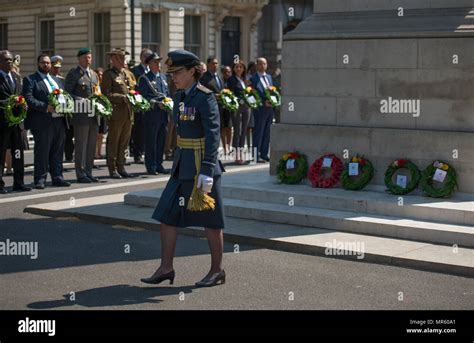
top-left (0, 48), bottom-right (280, 193)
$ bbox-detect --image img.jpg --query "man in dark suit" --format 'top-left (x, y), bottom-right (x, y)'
top-left (0, 50), bottom-right (31, 193)
top-left (250, 57), bottom-right (275, 163)
top-left (23, 54), bottom-right (70, 189)
top-left (200, 57), bottom-right (227, 152)
top-left (130, 48), bottom-right (153, 164)
top-left (200, 56), bottom-right (224, 94)
top-left (137, 52), bottom-right (170, 175)
top-left (65, 48), bottom-right (100, 183)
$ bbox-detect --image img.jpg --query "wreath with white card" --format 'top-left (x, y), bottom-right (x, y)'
top-left (341, 155), bottom-right (374, 191)
top-left (384, 159), bottom-right (421, 195)
top-left (277, 151), bottom-right (308, 184)
top-left (420, 160), bottom-right (458, 198)
top-left (307, 153), bottom-right (343, 188)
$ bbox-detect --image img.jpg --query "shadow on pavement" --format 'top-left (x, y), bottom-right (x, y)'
top-left (27, 284), bottom-right (195, 309)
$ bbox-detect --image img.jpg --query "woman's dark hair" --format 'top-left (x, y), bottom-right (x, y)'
top-left (185, 63), bottom-right (203, 81)
top-left (231, 60), bottom-right (247, 79)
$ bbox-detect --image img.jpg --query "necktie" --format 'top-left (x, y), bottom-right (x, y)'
top-left (45, 75), bottom-right (57, 91)
top-left (261, 75), bottom-right (270, 89)
top-left (215, 74), bottom-right (222, 90)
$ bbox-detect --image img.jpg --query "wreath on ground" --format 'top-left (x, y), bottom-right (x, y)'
top-left (276, 151), bottom-right (308, 184)
top-left (384, 159), bottom-right (421, 195)
top-left (420, 160), bottom-right (458, 198)
top-left (1, 95), bottom-right (28, 126)
top-left (307, 153), bottom-right (343, 188)
top-left (341, 155), bottom-right (374, 191)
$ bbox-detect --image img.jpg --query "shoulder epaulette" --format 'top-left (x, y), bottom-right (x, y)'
top-left (196, 84), bottom-right (212, 94)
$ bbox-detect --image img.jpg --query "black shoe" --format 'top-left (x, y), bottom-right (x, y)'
top-left (118, 171), bottom-right (135, 178)
top-left (12, 185), bottom-right (32, 192)
top-left (52, 179), bottom-right (71, 187)
top-left (147, 171), bottom-right (158, 175)
top-left (0, 188), bottom-right (8, 194)
top-left (88, 177), bottom-right (100, 183)
top-left (156, 167), bottom-right (170, 174)
top-left (77, 177), bottom-right (92, 184)
top-left (195, 270), bottom-right (226, 288)
top-left (261, 156), bottom-right (270, 162)
top-left (109, 172), bottom-right (122, 179)
top-left (141, 270), bottom-right (175, 285)
top-left (134, 158), bottom-right (144, 164)
top-left (34, 182), bottom-right (45, 190)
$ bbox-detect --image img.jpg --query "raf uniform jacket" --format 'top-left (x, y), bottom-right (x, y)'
top-left (65, 66), bottom-right (100, 126)
top-left (22, 72), bottom-right (67, 130)
top-left (0, 71), bottom-right (23, 129)
top-left (137, 71), bottom-right (170, 125)
top-left (101, 67), bottom-right (135, 122)
top-left (171, 82), bottom-right (224, 180)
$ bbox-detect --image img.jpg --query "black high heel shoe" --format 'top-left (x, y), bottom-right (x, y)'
top-left (141, 270), bottom-right (175, 285)
top-left (195, 270), bottom-right (226, 288)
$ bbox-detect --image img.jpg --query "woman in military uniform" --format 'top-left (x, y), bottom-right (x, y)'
top-left (141, 50), bottom-right (226, 288)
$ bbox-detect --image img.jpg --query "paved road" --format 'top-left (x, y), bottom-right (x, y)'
top-left (0, 157), bottom-right (473, 311)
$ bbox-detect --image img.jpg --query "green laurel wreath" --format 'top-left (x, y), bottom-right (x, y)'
top-left (384, 159), bottom-right (421, 195)
top-left (276, 152), bottom-right (308, 184)
top-left (218, 88), bottom-right (240, 112)
top-left (341, 156), bottom-right (374, 191)
top-left (89, 94), bottom-right (113, 119)
top-left (420, 160), bottom-right (458, 198)
top-left (264, 86), bottom-right (281, 107)
top-left (243, 87), bottom-right (262, 109)
top-left (127, 90), bottom-right (151, 112)
top-left (1, 95), bottom-right (28, 127)
top-left (48, 89), bottom-right (75, 118)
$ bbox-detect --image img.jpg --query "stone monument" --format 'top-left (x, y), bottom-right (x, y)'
top-left (272, 0), bottom-right (474, 193)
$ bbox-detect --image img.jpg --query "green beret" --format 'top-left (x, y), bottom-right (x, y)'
top-left (77, 48), bottom-right (92, 57)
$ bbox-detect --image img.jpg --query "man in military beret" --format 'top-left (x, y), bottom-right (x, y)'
top-left (101, 48), bottom-right (136, 179)
top-left (65, 48), bottom-right (101, 183)
top-left (137, 52), bottom-right (170, 175)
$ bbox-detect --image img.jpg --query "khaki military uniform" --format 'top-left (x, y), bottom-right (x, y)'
top-left (101, 67), bottom-right (136, 174)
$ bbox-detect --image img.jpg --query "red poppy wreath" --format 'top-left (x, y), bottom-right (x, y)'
top-left (307, 153), bottom-right (343, 188)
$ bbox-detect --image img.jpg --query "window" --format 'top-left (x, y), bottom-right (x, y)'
top-left (0, 23), bottom-right (7, 50)
top-left (142, 12), bottom-right (161, 53)
top-left (40, 19), bottom-right (54, 56)
top-left (94, 12), bottom-right (110, 69)
top-left (184, 15), bottom-right (202, 59)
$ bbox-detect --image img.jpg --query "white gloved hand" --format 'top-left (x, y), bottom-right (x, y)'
top-left (197, 174), bottom-right (213, 193)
